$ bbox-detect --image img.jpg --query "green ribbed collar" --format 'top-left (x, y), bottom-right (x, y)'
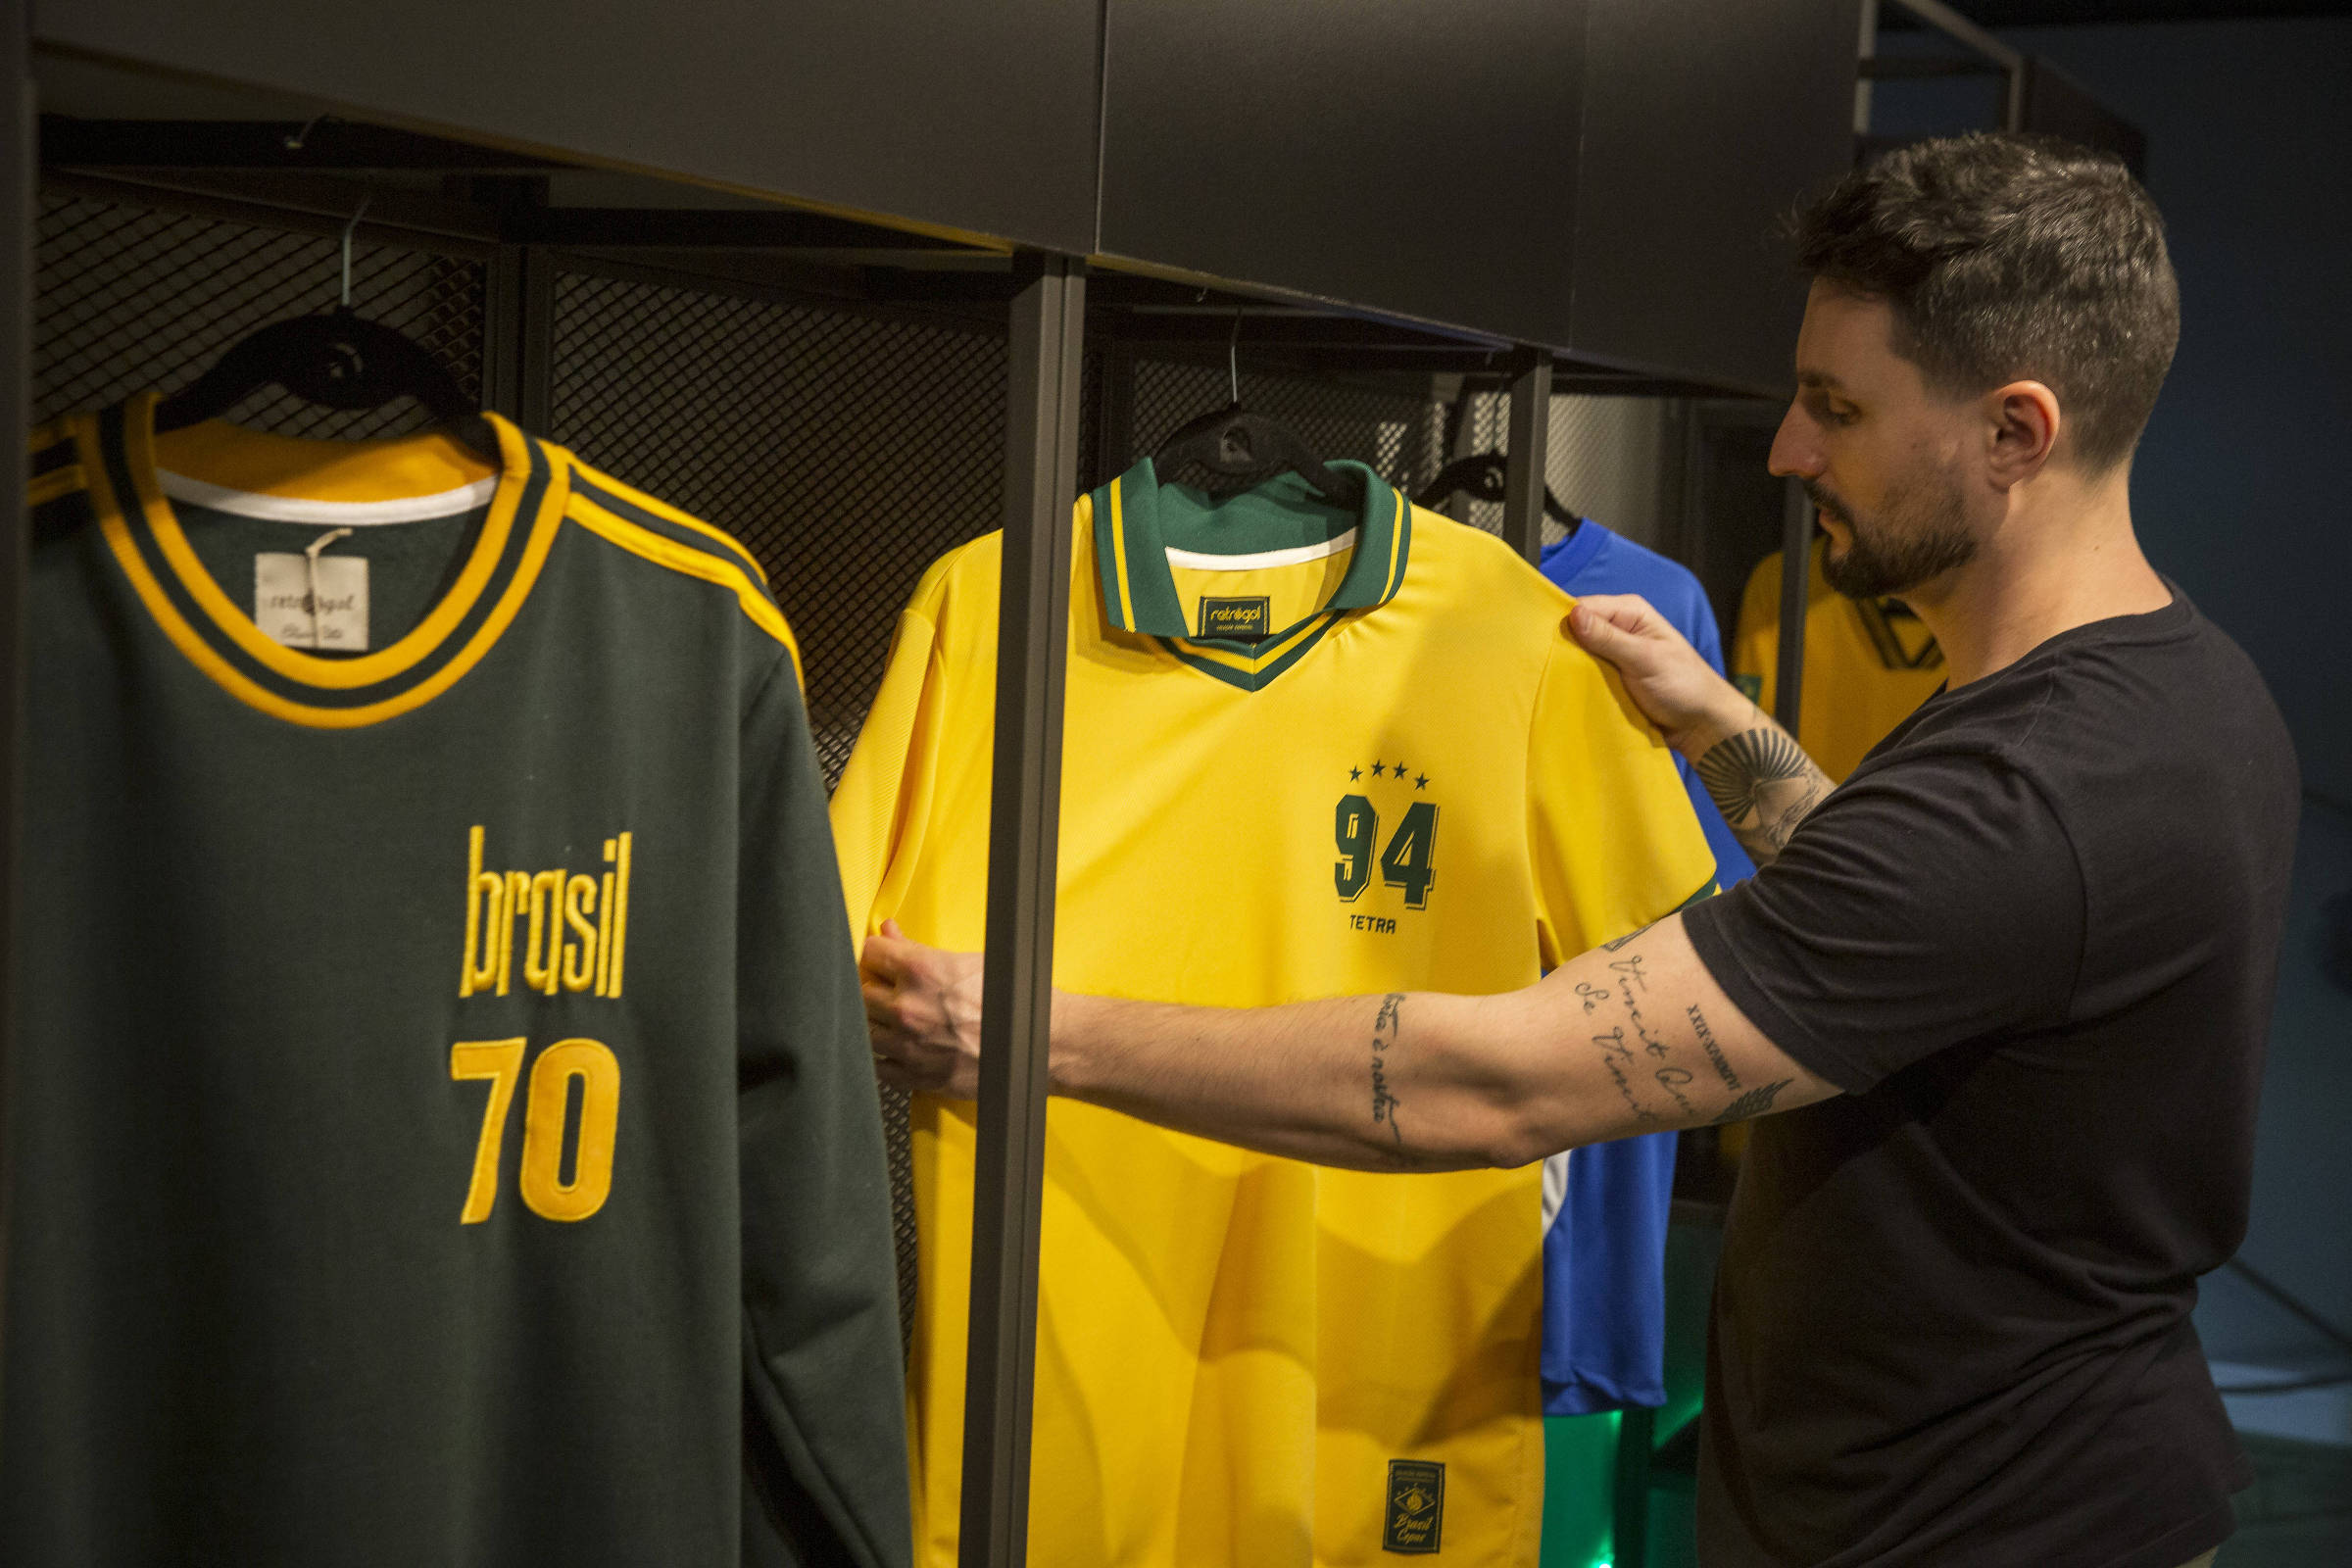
top-left (1089, 458), bottom-right (1410, 639)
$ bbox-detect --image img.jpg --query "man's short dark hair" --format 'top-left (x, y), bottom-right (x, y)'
top-left (1796, 133), bottom-right (2179, 472)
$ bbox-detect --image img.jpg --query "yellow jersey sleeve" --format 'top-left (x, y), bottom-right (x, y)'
top-left (1526, 624), bottom-right (1718, 966)
top-left (826, 556), bottom-right (958, 949)
top-left (1729, 548), bottom-right (1782, 710)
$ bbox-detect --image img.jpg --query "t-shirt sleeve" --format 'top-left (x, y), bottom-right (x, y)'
top-left (1680, 746), bottom-right (2085, 1094)
top-left (826, 556), bottom-right (956, 949)
top-left (1527, 629), bottom-right (1719, 966)
top-left (735, 646), bottom-right (913, 1568)
top-left (1728, 551), bottom-right (1778, 705)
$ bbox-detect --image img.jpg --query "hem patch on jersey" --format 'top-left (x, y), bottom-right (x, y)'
top-left (1383, 1459), bottom-right (1445, 1554)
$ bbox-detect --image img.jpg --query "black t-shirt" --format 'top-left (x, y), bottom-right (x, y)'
top-left (1682, 587), bottom-right (2298, 1568)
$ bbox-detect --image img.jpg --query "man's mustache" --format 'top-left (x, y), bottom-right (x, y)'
top-left (1805, 480), bottom-right (1854, 528)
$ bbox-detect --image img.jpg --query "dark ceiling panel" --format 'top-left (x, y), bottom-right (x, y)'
top-left (32, 0), bottom-right (1104, 253)
top-left (1567, 0), bottom-right (1862, 396)
top-left (1097, 0), bottom-right (1589, 347)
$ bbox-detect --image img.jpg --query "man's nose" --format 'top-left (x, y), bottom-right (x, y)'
top-left (1768, 403), bottom-right (1822, 480)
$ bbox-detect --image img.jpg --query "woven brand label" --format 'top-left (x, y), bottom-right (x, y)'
top-left (1198, 596), bottom-right (1271, 640)
top-left (1383, 1459), bottom-right (1445, 1554)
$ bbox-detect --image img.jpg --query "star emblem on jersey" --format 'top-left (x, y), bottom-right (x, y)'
top-left (1370, 760), bottom-right (1387, 777)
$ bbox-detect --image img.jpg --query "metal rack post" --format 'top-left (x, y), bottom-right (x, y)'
top-left (0, 0), bottom-right (32, 1385)
top-left (959, 251), bottom-right (1084, 1568)
top-left (1502, 348), bottom-right (1553, 567)
top-left (483, 243), bottom-right (554, 431)
top-left (1094, 341), bottom-right (1135, 485)
top-left (1612, 1404), bottom-right (1657, 1568)
top-left (1879, 0), bottom-right (2026, 131)
top-left (1776, 478), bottom-right (1812, 734)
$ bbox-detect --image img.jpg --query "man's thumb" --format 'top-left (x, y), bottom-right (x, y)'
top-left (1569, 602), bottom-right (1633, 659)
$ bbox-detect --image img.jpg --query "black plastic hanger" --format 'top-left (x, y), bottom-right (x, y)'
top-left (153, 198), bottom-right (497, 459)
top-left (1414, 450), bottom-right (1580, 532)
top-left (1149, 314), bottom-right (1366, 510)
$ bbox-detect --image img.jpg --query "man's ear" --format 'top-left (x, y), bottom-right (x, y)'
top-left (1984, 379), bottom-right (2062, 488)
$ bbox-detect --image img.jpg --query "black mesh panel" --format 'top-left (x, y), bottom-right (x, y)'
top-left (35, 193), bottom-right (485, 435)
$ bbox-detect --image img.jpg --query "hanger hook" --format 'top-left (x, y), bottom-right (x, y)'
top-left (1227, 308), bottom-right (1243, 407)
top-left (339, 194), bottom-right (371, 309)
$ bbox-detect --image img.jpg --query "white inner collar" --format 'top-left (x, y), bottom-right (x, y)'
top-left (157, 467), bottom-right (498, 526)
top-left (1163, 528), bottom-right (1356, 572)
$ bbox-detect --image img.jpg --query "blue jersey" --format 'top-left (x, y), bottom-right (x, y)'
top-left (1537, 522), bottom-right (1750, 1414)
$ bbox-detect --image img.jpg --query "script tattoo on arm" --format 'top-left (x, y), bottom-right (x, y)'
top-left (1569, 942), bottom-right (1811, 1138)
top-left (1598, 921), bottom-right (1652, 954)
top-left (1369, 993), bottom-right (1405, 1144)
top-left (1691, 717), bottom-right (1836, 866)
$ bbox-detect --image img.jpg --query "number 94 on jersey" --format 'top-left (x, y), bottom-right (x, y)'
top-left (1333, 759), bottom-right (1439, 919)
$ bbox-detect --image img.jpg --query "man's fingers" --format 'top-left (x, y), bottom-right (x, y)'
top-left (1567, 602), bottom-right (1642, 662)
top-left (859, 930), bottom-right (916, 988)
top-left (1571, 592), bottom-right (1665, 640)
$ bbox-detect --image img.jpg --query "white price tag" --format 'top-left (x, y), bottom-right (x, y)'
top-left (255, 551), bottom-right (370, 651)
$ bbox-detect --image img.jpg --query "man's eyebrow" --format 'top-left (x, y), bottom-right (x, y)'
top-left (1795, 369), bottom-right (1847, 391)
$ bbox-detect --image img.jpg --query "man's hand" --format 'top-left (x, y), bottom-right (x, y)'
top-left (1567, 594), bottom-right (1750, 755)
top-left (861, 919), bottom-right (986, 1098)
top-left (1569, 593), bottom-right (1836, 866)
top-left (857, 911), bottom-right (1836, 1171)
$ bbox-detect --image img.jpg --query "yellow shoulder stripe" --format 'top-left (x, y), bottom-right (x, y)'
top-left (27, 420), bottom-right (74, 457)
top-left (568, 461), bottom-right (770, 586)
top-left (28, 465), bottom-right (84, 509)
top-left (566, 494), bottom-right (805, 691)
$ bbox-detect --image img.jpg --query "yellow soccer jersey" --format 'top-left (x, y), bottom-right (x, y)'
top-left (1729, 538), bottom-right (1947, 783)
top-left (831, 461), bottom-right (1716, 1568)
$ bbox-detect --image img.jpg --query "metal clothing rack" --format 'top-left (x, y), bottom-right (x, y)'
top-left (0, 4), bottom-right (1866, 1563)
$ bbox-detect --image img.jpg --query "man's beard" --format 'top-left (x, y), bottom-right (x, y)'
top-left (1808, 470), bottom-right (1978, 599)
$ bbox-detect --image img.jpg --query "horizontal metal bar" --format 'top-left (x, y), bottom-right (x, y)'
top-left (1880, 0), bottom-right (2024, 72)
top-left (506, 206), bottom-right (987, 251)
top-left (37, 169), bottom-right (501, 251)
top-left (39, 114), bottom-right (571, 171)
top-left (1098, 315), bottom-right (1498, 351)
top-left (1859, 54), bottom-right (2003, 79)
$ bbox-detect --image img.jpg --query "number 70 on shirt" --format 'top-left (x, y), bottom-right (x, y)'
top-left (450, 1036), bottom-right (621, 1224)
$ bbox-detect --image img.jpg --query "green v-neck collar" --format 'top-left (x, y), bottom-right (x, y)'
top-left (1088, 458), bottom-right (1411, 692)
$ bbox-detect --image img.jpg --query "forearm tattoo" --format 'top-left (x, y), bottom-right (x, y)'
top-left (1369, 993), bottom-right (1405, 1144)
top-left (1693, 720), bottom-right (1833, 864)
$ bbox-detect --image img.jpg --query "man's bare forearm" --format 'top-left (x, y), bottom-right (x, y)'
top-left (1682, 704), bottom-right (1835, 866)
top-left (1044, 918), bottom-right (1834, 1171)
top-left (1049, 987), bottom-right (1521, 1172)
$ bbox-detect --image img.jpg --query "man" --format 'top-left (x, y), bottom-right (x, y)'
top-left (863, 134), bottom-right (2298, 1568)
